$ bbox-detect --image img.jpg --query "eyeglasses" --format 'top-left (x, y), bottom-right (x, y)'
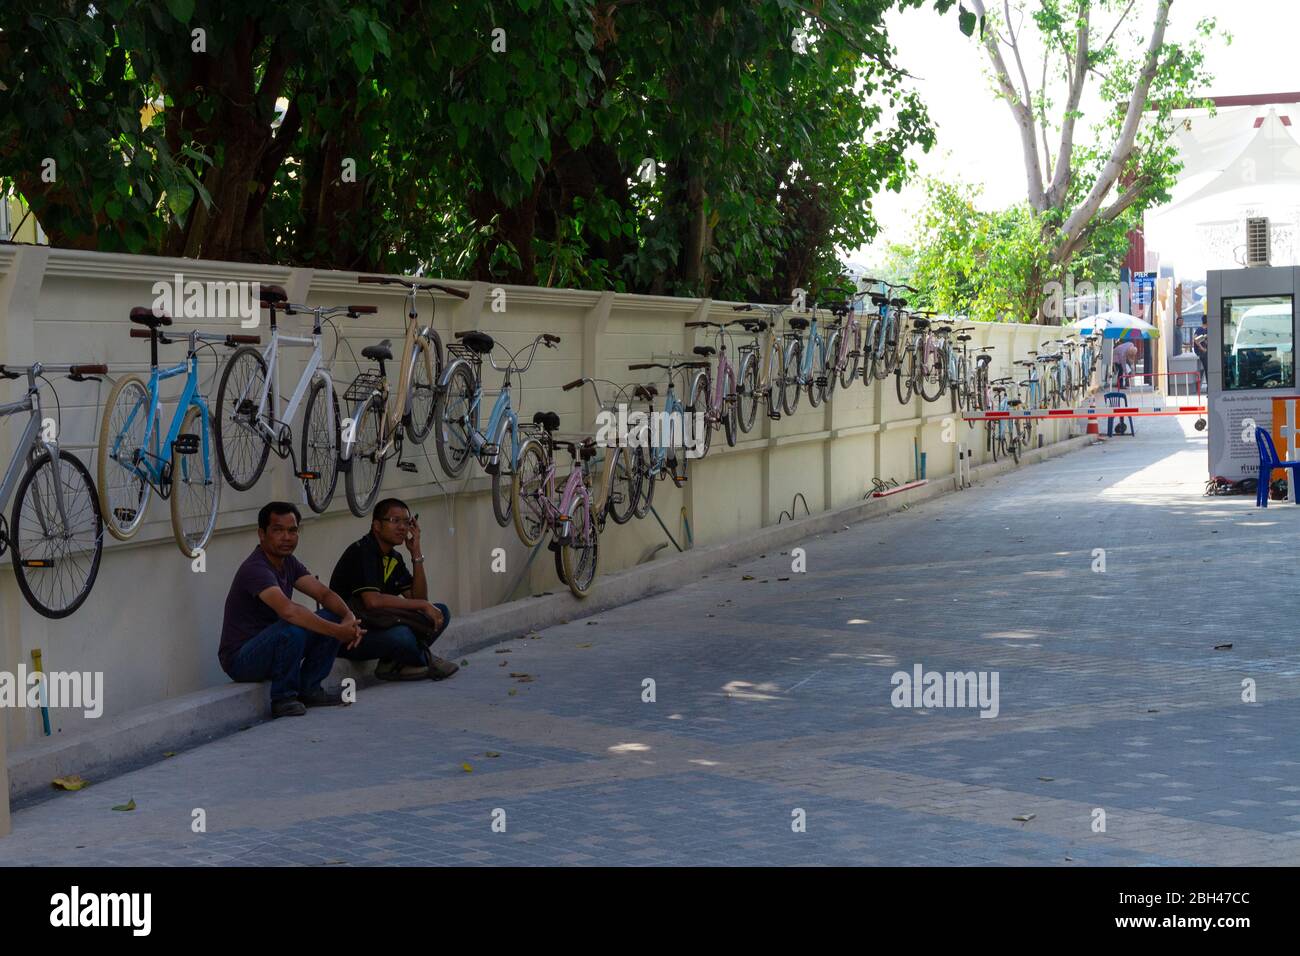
top-left (379, 516), bottom-right (412, 527)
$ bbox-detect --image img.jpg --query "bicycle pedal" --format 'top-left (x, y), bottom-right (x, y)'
top-left (396, 461), bottom-right (418, 474)
top-left (19, 558), bottom-right (54, 568)
top-left (172, 434), bottom-right (200, 455)
top-left (295, 470), bottom-right (321, 480)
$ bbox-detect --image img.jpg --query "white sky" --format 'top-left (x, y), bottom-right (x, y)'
top-left (851, 0), bottom-right (1300, 267)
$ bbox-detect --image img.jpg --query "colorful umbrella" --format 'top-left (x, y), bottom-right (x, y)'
top-left (1066, 310), bottom-right (1159, 339)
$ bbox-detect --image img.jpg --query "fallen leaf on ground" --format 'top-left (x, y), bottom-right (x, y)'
top-left (1214, 643), bottom-right (1233, 651)
top-left (163, 751), bottom-right (176, 758)
top-left (485, 751), bottom-right (501, 758)
top-left (1037, 776), bottom-right (1054, 782)
top-left (461, 763), bottom-right (473, 773)
top-left (508, 689), bottom-right (518, 696)
top-left (742, 575), bottom-right (755, 581)
top-left (515, 675), bottom-right (534, 683)
top-left (52, 775), bottom-right (88, 791)
top-left (778, 577), bottom-right (790, 581)
top-left (586, 621), bottom-right (598, 625)
top-left (494, 648), bottom-right (512, 653)
top-left (112, 799), bottom-right (136, 812)
top-left (1012, 813), bottom-right (1035, 823)
top-left (460, 659), bottom-right (469, 666)
top-left (576, 643), bottom-right (593, 649)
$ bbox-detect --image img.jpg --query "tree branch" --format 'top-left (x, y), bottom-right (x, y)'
top-left (1046, 7), bottom-right (1089, 209)
top-left (1052, 0), bottom-right (1171, 265)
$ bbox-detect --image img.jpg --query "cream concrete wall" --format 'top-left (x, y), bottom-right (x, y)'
top-left (0, 247), bottom-right (1075, 753)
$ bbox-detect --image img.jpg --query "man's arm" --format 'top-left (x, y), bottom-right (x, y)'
top-left (358, 589), bottom-right (444, 630)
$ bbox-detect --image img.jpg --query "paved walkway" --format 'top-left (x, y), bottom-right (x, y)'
top-left (5, 416), bottom-right (1299, 866)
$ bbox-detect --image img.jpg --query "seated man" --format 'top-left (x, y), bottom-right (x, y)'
top-left (219, 502), bottom-right (365, 718)
top-left (329, 498), bottom-right (457, 681)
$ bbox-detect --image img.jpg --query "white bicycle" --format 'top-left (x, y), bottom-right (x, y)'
top-left (214, 286), bottom-right (376, 513)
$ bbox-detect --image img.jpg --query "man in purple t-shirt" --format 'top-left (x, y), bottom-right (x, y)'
top-left (219, 502), bottom-right (365, 718)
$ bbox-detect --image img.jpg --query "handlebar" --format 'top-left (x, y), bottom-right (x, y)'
top-left (563, 378), bottom-right (585, 391)
top-left (357, 276), bottom-right (470, 299)
top-left (480, 332), bottom-right (559, 375)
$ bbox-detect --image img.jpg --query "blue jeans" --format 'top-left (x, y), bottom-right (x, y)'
top-left (338, 603), bottom-right (451, 667)
top-left (224, 609), bottom-right (341, 701)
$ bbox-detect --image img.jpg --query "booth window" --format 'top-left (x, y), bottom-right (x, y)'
top-left (1222, 295), bottom-right (1294, 390)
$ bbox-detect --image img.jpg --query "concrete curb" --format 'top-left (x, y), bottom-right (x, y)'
top-left (7, 433), bottom-right (1092, 805)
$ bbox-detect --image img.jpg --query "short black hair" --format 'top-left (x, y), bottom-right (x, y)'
top-left (372, 498), bottom-right (410, 522)
top-left (258, 501), bottom-right (301, 530)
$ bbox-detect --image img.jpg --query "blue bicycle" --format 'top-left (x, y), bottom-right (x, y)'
top-left (780, 305), bottom-right (837, 415)
top-left (433, 331), bottom-right (560, 526)
top-left (97, 307), bottom-right (258, 557)
top-left (626, 355), bottom-right (708, 516)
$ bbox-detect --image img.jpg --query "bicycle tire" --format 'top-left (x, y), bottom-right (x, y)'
top-left (213, 345), bottom-right (271, 491)
top-left (97, 374), bottom-right (153, 542)
top-left (607, 445), bottom-right (638, 525)
top-left (688, 370), bottom-right (713, 459)
top-left (810, 333), bottom-right (832, 407)
top-left (490, 418), bottom-right (517, 528)
top-left (511, 439), bottom-right (550, 547)
top-left (721, 365), bottom-right (738, 447)
top-left (169, 405), bottom-right (222, 558)
top-left (433, 363), bottom-right (476, 478)
top-left (403, 335), bottom-right (440, 444)
top-left (301, 377), bottom-right (341, 514)
top-left (839, 327), bottom-right (861, 391)
top-left (560, 484), bottom-right (599, 598)
top-left (781, 339), bottom-right (802, 416)
top-left (344, 391), bottom-right (388, 518)
top-left (895, 348), bottom-right (915, 405)
top-left (11, 448), bottom-right (103, 619)
top-left (735, 353), bottom-right (759, 434)
top-left (918, 343), bottom-right (945, 403)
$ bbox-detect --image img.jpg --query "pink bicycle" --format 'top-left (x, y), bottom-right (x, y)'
top-left (683, 318), bottom-right (744, 457)
top-left (510, 411), bottom-right (600, 598)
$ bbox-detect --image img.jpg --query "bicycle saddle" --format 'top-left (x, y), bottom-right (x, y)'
top-left (788, 317), bottom-right (809, 331)
top-left (362, 340), bottom-right (393, 362)
top-left (910, 318), bottom-right (930, 331)
top-left (459, 330), bottom-right (495, 354)
top-left (129, 307), bottom-right (173, 328)
top-left (633, 384), bottom-right (658, 402)
top-left (693, 345), bottom-right (715, 357)
top-left (956, 334), bottom-right (972, 342)
top-left (533, 411), bottom-right (560, 432)
top-left (1008, 399), bottom-right (1023, 407)
top-left (976, 354), bottom-right (993, 365)
top-left (740, 320), bottom-right (767, 333)
top-left (259, 285), bottom-right (288, 304)
top-left (580, 436), bottom-right (597, 461)
top-left (891, 297), bottom-right (908, 309)
top-left (870, 293), bottom-right (888, 306)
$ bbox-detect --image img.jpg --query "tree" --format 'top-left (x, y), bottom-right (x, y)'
top-left (967, 0), bottom-right (1219, 314)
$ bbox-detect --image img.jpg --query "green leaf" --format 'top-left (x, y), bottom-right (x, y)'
top-left (165, 0), bottom-right (195, 23)
top-left (351, 40), bottom-right (374, 73)
top-left (111, 798), bottom-right (136, 811)
top-left (958, 5), bottom-right (977, 37)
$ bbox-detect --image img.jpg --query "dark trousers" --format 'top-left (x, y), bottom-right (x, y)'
top-left (338, 603), bottom-right (451, 666)
top-left (224, 609), bottom-right (341, 701)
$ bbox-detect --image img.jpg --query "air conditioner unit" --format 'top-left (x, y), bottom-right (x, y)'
top-left (1246, 217), bottom-right (1271, 267)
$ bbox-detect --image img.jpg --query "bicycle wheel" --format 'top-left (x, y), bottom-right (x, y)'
top-left (490, 419), bottom-right (517, 528)
top-left (301, 377), bottom-right (341, 514)
top-left (1010, 429), bottom-right (1021, 464)
top-left (989, 422), bottom-right (1000, 462)
top-left (918, 345), bottom-right (945, 403)
top-left (433, 363), bottom-right (475, 478)
top-left (213, 345), bottom-right (271, 490)
top-left (735, 352), bottom-right (759, 434)
top-left (344, 391), bottom-right (387, 517)
top-left (607, 445), bottom-right (638, 525)
top-left (404, 335), bottom-right (440, 444)
top-left (11, 449), bottom-right (103, 618)
top-left (895, 349), bottom-right (915, 404)
top-left (511, 439), bottom-right (550, 547)
top-left (632, 446), bottom-right (654, 519)
top-left (721, 366), bottom-right (738, 447)
top-left (839, 327), bottom-right (861, 391)
top-left (781, 339), bottom-right (802, 416)
top-left (819, 331), bottom-right (838, 404)
top-left (97, 374), bottom-right (153, 541)
top-left (170, 405), bottom-right (222, 558)
top-left (688, 370), bottom-right (713, 460)
top-left (560, 485), bottom-right (599, 598)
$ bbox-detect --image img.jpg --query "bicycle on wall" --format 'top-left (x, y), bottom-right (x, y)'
top-left (683, 318), bottom-right (742, 456)
top-left (214, 286), bottom-right (376, 513)
top-left (433, 331), bottom-right (561, 527)
top-left (340, 277), bottom-right (468, 517)
top-left (509, 412), bottom-right (600, 598)
top-left (0, 361), bottom-right (106, 618)
top-left (862, 278), bottom-right (917, 382)
top-left (779, 301), bottom-right (836, 415)
top-left (731, 303), bottom-right (789, 427)
top-left (560, 376), bottom-right (639, 530)
top-left (625, 355), bottom-right (709, 514)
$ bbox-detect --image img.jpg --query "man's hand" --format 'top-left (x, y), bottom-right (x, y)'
top-left (335, 616), bottom-right (366, 650)
top-left (420, 602), bottom-right (444, 630)
top-left (405, 515), bottom-right (423, 560)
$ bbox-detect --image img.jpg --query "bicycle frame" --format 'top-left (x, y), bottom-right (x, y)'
top-left (244, 324), bottom-right (337, 446)
top-left (111, 351), bottom-right (214, 491)
top-left (464, 382), bottom-right (520, 469)
top-left (0, 372), bottom-right (68, 525)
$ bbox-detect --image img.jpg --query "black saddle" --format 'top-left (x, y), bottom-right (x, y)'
top-left (259, 285), bottom-right (288, 304)
top-left (633, 384), bottom-right (658, 402)
top-left (870, 294), bottom-right (888, 306)
top-left (976, 354), bottom-right (993, 366)
top-left (956, 334), bottom-right (972, 342)
top-left (911, 318), bottom-right (929, 331)
top-left (788, 317), bottom-right (809, 331)
top-left (129, 307), bottom-right (172, 328)
top-left (740, 320), bottom-right (767, 333)
top-left (460, 330), bottom-right (494, 354)
top-left (580, 436), bottom-right (597, 461)
top-left (533, 411), bottom-right (560, 432)
top-left (891, 297), bottom-right (908, 309)
top-left (362, 340), bottom-right (393, 362)
top-left (693, 345), bottom-right (715, 357)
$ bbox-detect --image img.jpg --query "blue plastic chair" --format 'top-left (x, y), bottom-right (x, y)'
top-left (1253, 427), bottom-right (1300, 507)
top-left (1104, 391), bottom-right (1135, 437)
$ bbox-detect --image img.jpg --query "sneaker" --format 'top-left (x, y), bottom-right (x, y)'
top-left (272, 698), bottom-right (307, 718)
top-left (425, 648), bottom-right (460, 681)
top-left (374, 659), bottom-right (430, 681)
top-left (299, 686), bottom-right (346, 707)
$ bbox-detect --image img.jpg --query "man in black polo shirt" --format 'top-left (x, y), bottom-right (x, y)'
top-left (329, 498), bottom-right (457, 680)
